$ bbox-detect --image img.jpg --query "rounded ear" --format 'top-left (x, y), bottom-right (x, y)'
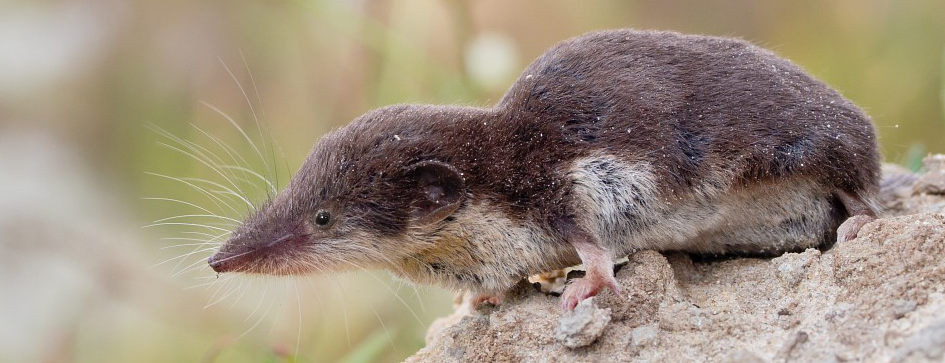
top-left (407, 160), bottom-right (466, 226)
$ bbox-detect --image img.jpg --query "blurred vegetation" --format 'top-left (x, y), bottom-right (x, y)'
top-left (0, 0), bottom-right (943, 362)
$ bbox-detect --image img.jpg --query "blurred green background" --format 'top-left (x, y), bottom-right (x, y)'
top-left (0, 0), bottom-right (943, 362)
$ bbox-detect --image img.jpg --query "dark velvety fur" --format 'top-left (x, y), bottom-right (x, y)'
top-left (210, 29), bottom-right (879, 279)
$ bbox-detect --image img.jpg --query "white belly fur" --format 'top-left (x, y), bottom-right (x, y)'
top-left (402, 202), bottom-right (579, 293)
top-left (569, 154), bottom-right (833, 256)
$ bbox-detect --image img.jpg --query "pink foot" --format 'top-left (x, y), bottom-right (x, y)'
top-left (471, 293), bottom-right (502, 307)
top-left (560, 271), bottom-right (621, 310)
top-left (837, 215), bottom-right (875, 243)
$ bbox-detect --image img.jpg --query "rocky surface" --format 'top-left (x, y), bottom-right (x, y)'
top-left (407, 155), bottom-right (945, 363)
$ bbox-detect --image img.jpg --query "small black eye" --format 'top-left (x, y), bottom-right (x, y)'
top-left (314, 210), bottom-right (331, 227)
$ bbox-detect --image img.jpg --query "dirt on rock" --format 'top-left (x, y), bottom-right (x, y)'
top-left (407, 155), bottom-right (945, 363)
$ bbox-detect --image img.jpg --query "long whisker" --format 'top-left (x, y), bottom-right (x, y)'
top-left (170, 237), bottom-right (241, 277)
top-left (219, 59), bottom-right (263, 155)
top-left (292, 278), bottom-right (303, 359)
top-left (229, 278), bottom-right (252, 310)
top-left (333, 243), bottom-right (425, 304)
top-left (166, 247), bottom-right (226, 276)
top-left (145, 172), bottom-right (242, 216)
top-left (205, 277), bottom-right (244, 308)
top-left (330, 277), bottom-right (352, 347)
top-left (191, 124), bottom-right (254, 175)
top-left (142, 197), bottom-right (218, 216)
top-left (152, 214), bottom-right (242, 225)
top-left (151, 246), bottom-right (219, 268)
top-left (203, 98), bottom-right (272, 193)
top-left (142, 222), bottom-right (232, 233)
top-left (369, 303), bottom-right (397, 352)
top-left (337, 259), bottom-right (425, 327)
top-left (240, 50), bottom-right (268, 132)
top-left (181, 231), bottom-right (229, 239)
top-left (242, 282), bottom-right (267, 323)
top-left (201, 249), bottom-right (254, 267)
top-left (184, 278), bottom-right (225, 290)
top-left (164, 235), bottom-right (226, 246)
top-left (231, 53), bottom-right (278, 197)
top-left (218, 165), bottom-right (276, 195)
top-left (153, 224), bottom-right (229, 271)
top-left (240, 50), bottom-right (278, 198)
top-left (158, 142), bottom-right (252, 205)
top-left (236, 285), bottom-right (274, 341)
top-left (159, 241), bottom-right (224, 249)
top-left (150, 125), bottom-right (250, 203)
top-left (192, 125), bottom-right (276, 195)
top-left (151, 228), bottom-right (229, 275)
top-left (169, 174), bottom-right (255, 210)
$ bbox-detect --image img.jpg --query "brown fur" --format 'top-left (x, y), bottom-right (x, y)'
top-left (208, 29), bottom-right (880, 303)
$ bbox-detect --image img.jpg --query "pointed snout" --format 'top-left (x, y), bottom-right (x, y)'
top-left (207, 251), bottom-right (233, 273)
top-left (206, 231), bottom-right (306, 274)
top-left (205, 211), bottom-right (315, 275)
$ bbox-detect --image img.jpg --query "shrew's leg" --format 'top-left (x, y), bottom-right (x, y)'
top-left (556, 218), bottom-right (621, 310)
top-left (835, 189), bottom-right (877, 243)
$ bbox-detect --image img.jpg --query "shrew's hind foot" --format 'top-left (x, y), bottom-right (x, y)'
top-left (834, 189), bottom-right (878, 243)
top-left (560, 270), bottom-right (621, 310)
top-left (557, 217), bottom-right (623, 310)
top-left (837, 214), bottom-right (875, 243)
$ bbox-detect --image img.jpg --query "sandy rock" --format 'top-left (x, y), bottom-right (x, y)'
top-left (408, 160), bottom-right (945, 363)
top-left (554, 298), bottom-right (611, 348)
top-left (629, 325), bottom-right (658, 347)
top-left (892, 320), bottom-right (945, 363)
top-left (772, 248), bottom-right (820, 288)
top-left (720, 349), bottom-right (766, 363)
top-left (913, 154), bottom-right (945, 195)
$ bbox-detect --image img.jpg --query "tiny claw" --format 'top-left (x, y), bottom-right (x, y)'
top-left (606, 278), bottom-right (623, 298)
top-left (561, 296), bottom-right (579, 310)
top-left (560, 272), bottom-right (620, 310)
